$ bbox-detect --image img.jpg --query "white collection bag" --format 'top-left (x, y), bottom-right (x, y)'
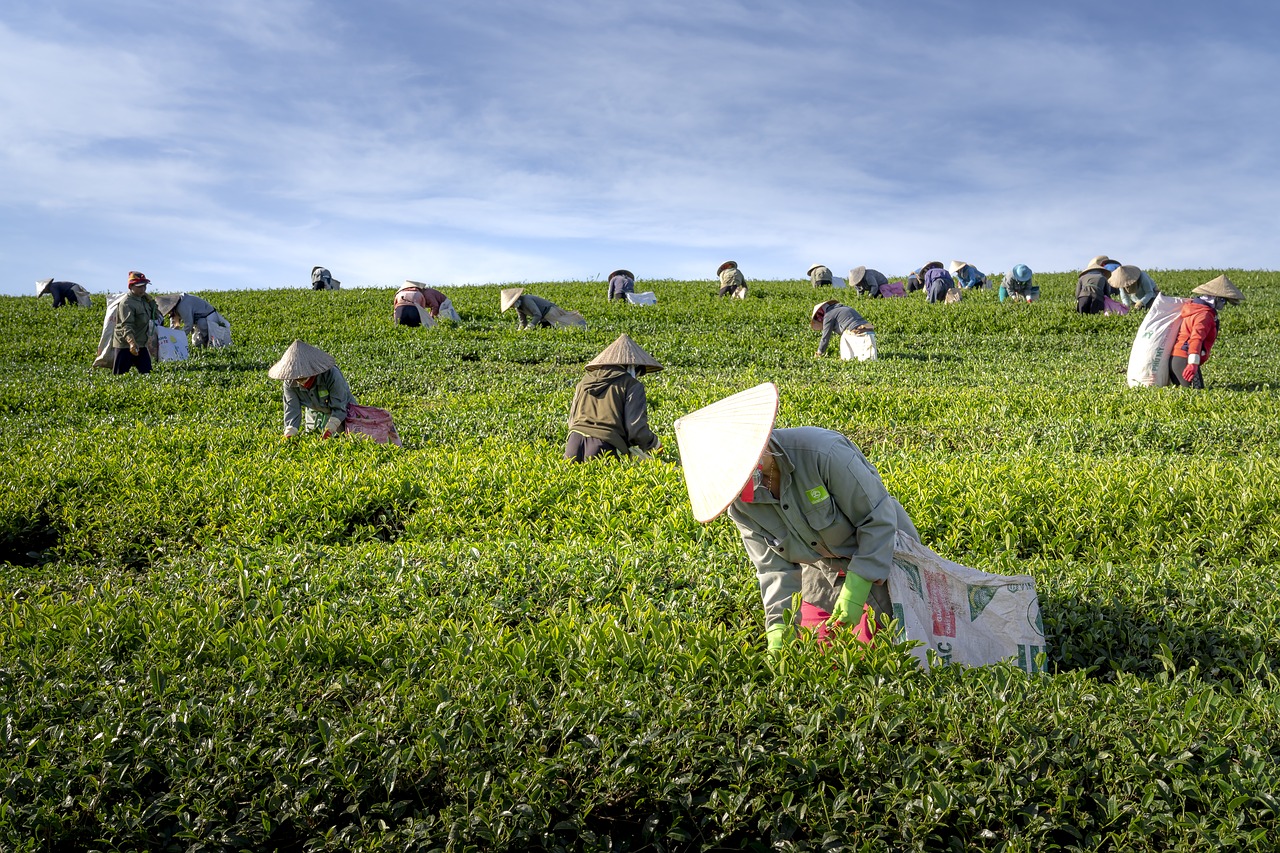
top-left (205, 311), bottom-right (232, 347)
top-left (93, 294), bottom-right (128, 368)
top-left (1126, 293), bottom-right (1186, 387)
top-left (888, 534), bottom-right (1047, 672)
top-left (839, 330), bottom-right (878, 362)
top-left (437, 298), bottom-right (462, 323)
top-left (625, 291), bottom-right (658, 306)
top-left (156, 324), bottom-right (189, 361)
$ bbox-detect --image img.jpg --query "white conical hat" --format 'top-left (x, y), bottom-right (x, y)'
top-left (948, 260), bottom-right (966, 274)
top-left (500, 288), bottom-right (524, 312)
top-left (154, 293), bottom-right (183, 315)
top-left (1109, 265), bottom-right (1142, 291)
top-left (674, 382), bottom-right (779, 523)
top-left (849, 266), bottom-right (867, 286)
top-left (585, 333), bottom-right (663, 372)
top-left (400, 280), bottom-right (428, 292)
top-left (35, 278), bottom-right (53, 296)
top-left (267, 340), bottom-right (336, 380)
top-left (1192, 274), bottom-right (1244, 304)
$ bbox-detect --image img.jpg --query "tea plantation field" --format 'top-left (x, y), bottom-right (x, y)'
top-left (3, 271), bottom-right (1279, 851)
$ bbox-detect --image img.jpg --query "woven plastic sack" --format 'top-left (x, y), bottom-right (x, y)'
top-left (93, 294), bottom-right (128, 368)
top-left (1126, 293), bottom-right (1186, 387)
top-left (880, 280), bottom-right (906, 297)
top-left (344, 404), bottom-right (402, 446)
top-left (156, 324), bottom-right (188, 361)
top-left (1103, 296), bottom-right (1130, 316)
top-left (839, 330), bottom-right (878, 362)
top-left (544, 307), bottom-right (587, 328)
top-left (888, 533), bottom-right (1046, 672)
top-left (625, 291), bottom-right (658, 306)
top-left (206, 311), bottom-right (232, 347)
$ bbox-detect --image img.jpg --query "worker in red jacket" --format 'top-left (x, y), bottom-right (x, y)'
top-left (1170, 274), bottom-right (1244, 388)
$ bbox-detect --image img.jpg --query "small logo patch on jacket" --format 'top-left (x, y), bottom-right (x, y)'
top-left (805, 485), bottom-right (830, 504)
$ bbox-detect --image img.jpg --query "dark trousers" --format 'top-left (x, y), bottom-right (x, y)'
top-left (394, 305), bottom-right (422, 326)
top-left (1076, 295), bottom-right (1104, 314)
top-left (112, 347), bottom-right (152, 375)
top-left (1169, 356), bottom-right (1205, 389)
top-left (564, 432), bottom-right (619, 462)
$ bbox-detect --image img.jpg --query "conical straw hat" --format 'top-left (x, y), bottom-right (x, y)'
top-left (717, 260), bottom-right (737, 274)
top-left (947, 260), bottom-right (966, 274)
top-left (585, 333), bottom-right (663, 373)
top-left (35, 278), bottom-right (53, 296)
top-left (1109, 265), bottom-right (1141, 290)
top-left (810, 299), bottom-right (838, 331)
top-left (1085, 255), bottom-right (1117, 273)
top-left (849, 266), bottom-right (867, 286)
top-left (500, 288), bottom-right (524, 312)
top-left (267, 340), bottom-right (336, 380)
top-left (1192, 274), bottom-right (1244, 304)
top-left (608, 269), bottom-right (634, 280)
top-left (400, 280), bottom-right (428, 291)
top-left (154, 293), bottom-right (183, 315)
top-left (806, 263), bottom-right (827, 276)
top-left (674, 382), bottom-right (779, 523)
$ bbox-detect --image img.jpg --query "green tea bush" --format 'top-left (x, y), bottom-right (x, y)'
top-left (2, 271), bottom-right (1279, 850)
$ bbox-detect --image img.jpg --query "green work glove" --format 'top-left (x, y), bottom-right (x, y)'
top-left (830, 575), bottom-right (873, 625)
top-left (765, 623), bottom-right (791, 651)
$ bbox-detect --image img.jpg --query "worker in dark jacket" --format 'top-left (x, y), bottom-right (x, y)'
top-left (1076, 257), bottom-right (1115, 314)
top-left (565, 334), bottom-right (663, 461)
top-left (36, 278), bottom-right (91, 308)
top-left (607, 270), bottom-right (636, 301)
top-left (848, 266), bottom-right (888, 298)
top-left (811, 299), bottom-right (873, 357)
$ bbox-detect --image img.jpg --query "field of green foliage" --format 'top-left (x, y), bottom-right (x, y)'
top-left (3, 270), bottom-right (1280, 851)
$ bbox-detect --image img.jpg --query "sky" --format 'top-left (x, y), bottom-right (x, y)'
top-left (2, 0), bottom-right (1278, 297)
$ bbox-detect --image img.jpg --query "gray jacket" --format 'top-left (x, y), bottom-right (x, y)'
top-left (172, 294), bottom-right (218, 334)
top-left (817, 305), bottom-right (870, 355)
top-left (515, 294), bottom-right (557, 329)
top-left (727, 428), bottom-right (919, 629)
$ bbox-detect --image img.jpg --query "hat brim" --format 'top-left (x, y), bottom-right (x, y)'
top-left (674, 383), bottom-right (779, 523)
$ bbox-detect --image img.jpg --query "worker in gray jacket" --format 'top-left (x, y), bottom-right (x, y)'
top-left (674, 383), bottom-right (920, 649)
top-left (848, 266), bottom-right (888, 298)
top-left (810, 299), bottom-right (874, 357)
top-left (156, 292), bottom-right (220, 346)
top-left (501, 288), bottom-right (560, 329)
top-left (268, 340), bottom-right (356, 438)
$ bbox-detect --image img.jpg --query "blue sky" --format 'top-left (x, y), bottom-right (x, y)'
top-left (2, 0), bottom-right (1277, 296)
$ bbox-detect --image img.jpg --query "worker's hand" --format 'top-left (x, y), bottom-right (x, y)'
top-left (765, 624), bottom-right (791, 651)
top-left (129, 344), bottom-right (139, 356)
top-left (829, 575), bottom-right (873, 625)
top-left (1182, 364), bottom-right (1199, 384)
top-left (321, 429), bottom-right (333, 439)
top-left (814, 350), bottom-right (822, 358)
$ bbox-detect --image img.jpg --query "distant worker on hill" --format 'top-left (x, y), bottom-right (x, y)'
top-left (1170, 275), bottom-right (1244, 389)
top-left (1076, 257), bottom-right (1116, 314)
top-left (565, 334), bottom-right (663, 462)
top-left (807, 264), bottom-right (834, 288)
top-left (269, 340), bottom-right (402, 444)
top-left (607, 270), bottom-right (636, 301)
top-left (848, 266), bottom-right (888, 298)
top-left (403, 281), bottom-right (461, 322)
top-left (923, 265), bottom-right (955, 303)
top-left (155, 292), bottom-right (224, 347)
top-left (673, 382), bottom-right (921, 649)
top-left (1109, 264), bottom-right (1159, 310)
top-left (999, 264), bottom-right (1039, 303)
top-left (392, 283), bottom-right (437, 328)
top-left (310, 266), bottom-right (340, 290)
top-left (949, 260), bottom-right (988, 290)
top-left (500, 288), bottom-right (586, 329)
top-left (811, 299), bottom-right (874, 357)
top-left (717, 261), bottom-right (748, 298)
top-left (35, 278), bottom-right (91, 308)
top-left (110, 272), bottom-right (161, 375)
top-left (906, 261), bottom-right (943, 293)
